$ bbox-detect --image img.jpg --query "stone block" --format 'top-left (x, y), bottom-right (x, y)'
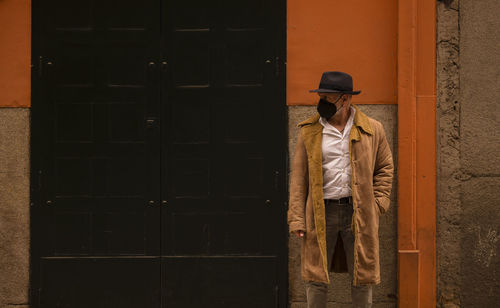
top-left (0, 108), bottom-right (30, 307)
top-left (460, 177), bottom-right (500, 306)
top-left (460, 0), bottom-right (500, 174)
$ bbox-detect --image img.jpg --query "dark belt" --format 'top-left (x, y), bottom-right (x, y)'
top-left (324, 196), bottom-right (353, 205)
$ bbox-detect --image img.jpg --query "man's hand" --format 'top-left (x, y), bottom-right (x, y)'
top-left (295, 230), bottom-right (305, 237)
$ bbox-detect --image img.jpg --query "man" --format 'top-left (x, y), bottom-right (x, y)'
top-left (287, 71), bottom-right (394, 308)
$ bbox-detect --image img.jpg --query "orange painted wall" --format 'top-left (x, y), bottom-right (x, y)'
top-left (0, 0), bottom-right (31, 107)
top-left (287, 0), bottom-right (397, 105)
top-left (2, 0), bottom-right (397, 108)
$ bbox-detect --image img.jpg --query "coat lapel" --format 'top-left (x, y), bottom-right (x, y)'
top-left (297, 114), bottom-right (329, 282)
top-left (351, 104), bottom-right (373, 137)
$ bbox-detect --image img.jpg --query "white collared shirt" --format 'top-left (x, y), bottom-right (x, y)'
top-left (318, 106), bottom-right (356, 199)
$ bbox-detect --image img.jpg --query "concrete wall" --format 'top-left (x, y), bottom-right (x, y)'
top-left (437, 0), bottom-right (500, 306)
top-left (0, 108), bottom-right (30, 307)
top-left (287, 104), bottom-right (398, 307)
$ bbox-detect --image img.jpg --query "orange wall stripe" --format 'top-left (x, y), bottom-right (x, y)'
top-left (398, 0), bottom-right (418, 252)
top-left (398, 0), bottom-right (436, 306)
top-left (0, 0), bottom-right (31, 108)
top-left (398, 250), bottom-right (420, 307)
top-left (415, 0), bottom-right (437, 305)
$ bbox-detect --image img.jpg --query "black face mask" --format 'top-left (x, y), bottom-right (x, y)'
top-left (316, 95), bottom-right (344, 120)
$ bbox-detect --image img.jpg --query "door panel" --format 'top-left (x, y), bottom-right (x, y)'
top-left (161, 0), bottom-right (285, 305)
top-left (40, 258), bottom-right (160, 308)
top-left (33, 0), bottom-right (161, 306)
top-left (162, 257), bottom-right (277, 307)
top-left (162, 0), bottom-right (277, 254)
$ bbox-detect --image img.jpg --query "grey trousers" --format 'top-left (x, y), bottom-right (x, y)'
top-left (305, 199), bottom-right (373, 308)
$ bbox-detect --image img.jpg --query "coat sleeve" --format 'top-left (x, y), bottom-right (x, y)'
top-left (287, 129), bottom-right (309, 234)
top-left (373, 122), bottom-right (394, 215)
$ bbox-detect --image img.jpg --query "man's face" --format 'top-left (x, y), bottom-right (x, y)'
top-left (318, 93), bottom-right (345, 108)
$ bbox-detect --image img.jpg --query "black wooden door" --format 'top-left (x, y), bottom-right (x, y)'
top-left (31, 0), bottom-right (286, 307)
top-left (31, 0), bottom-right (162, 307)
top-left (160, 0), bottom-right (286, 306)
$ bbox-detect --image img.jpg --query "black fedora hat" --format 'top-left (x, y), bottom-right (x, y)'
top-left (309, 71), bottom-right (361, 95)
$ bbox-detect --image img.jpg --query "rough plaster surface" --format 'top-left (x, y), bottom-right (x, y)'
top-left (460, 0), bottom-right (500, 175)
top-left (460, 2), bottom-right (500, 305)
top-left (436, 1), bottom-right (462, 307)
top-left (0, 108), bottom-right (30, 307)
top-left (287, 104), bottom-right (398, 307)
top-left (437, 0), bottom-right (500, 306)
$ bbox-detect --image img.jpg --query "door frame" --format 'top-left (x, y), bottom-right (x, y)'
top-left (397, 0), bottom-right (436, 306)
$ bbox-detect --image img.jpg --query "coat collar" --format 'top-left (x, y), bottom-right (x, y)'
top-left (297, 104), bottom-right (373, 140)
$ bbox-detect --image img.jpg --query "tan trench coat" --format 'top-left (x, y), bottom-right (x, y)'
top-left (287, 105), bottom-right (394, 286)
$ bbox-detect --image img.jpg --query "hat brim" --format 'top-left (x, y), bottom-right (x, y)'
top-left (309, 89), bottom-right (361, 95)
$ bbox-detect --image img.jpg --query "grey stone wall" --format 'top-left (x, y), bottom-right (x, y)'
top-left (0, 108), bottom-right (30, 307)
top-left (437, 0), bottom-right (461, 306)
top-left (287, 104), bottom-right (398, 307)
top-left (437, 0), bottom-right (500, 306)
top-left (458, 0), bottom-right (500, 306)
